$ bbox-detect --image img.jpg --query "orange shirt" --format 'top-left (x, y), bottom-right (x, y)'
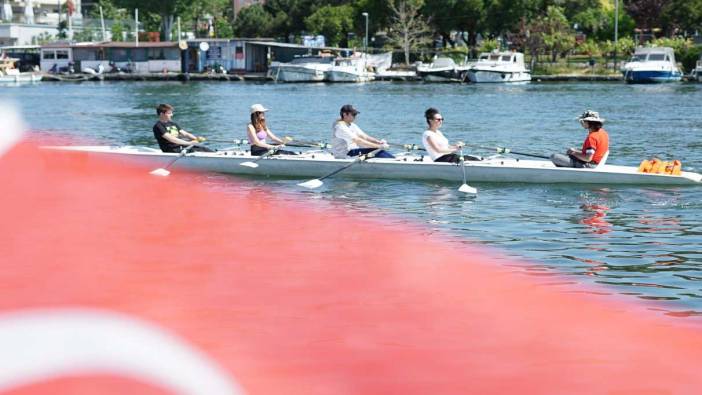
top-left (581, 128), bottom-right (609, 164)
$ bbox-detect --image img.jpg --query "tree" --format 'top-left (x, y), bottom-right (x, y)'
top-left (662, 0), bottom-right (702, 35)
top-left (623, 0), bottom-right (667, 31)
top-left (304, 4), bottom-right (354, 47)
top-left (526, 6), bottom-right (576, 63)
top-left (423, 0), bottom-right (486, 48)
top-left (233, 4), bottom-right (273, 37)
top-left (114, 0), bottom-right (186, 40)
top-left (387, 0), bottom-right (432, 64)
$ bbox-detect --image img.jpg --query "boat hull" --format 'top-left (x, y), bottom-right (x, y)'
top-left (325, 70), bottom-right (374, 82)
top-left (0, 73), bottom-right (42, 83)
top-left (623, 69), bottom-right (682, 83)
top-left (45, 146), bottom-right (702, 186)
top-left (270, 66), bottom-right (327, 82)
top-left (466, 69), bottom-right (531, 83)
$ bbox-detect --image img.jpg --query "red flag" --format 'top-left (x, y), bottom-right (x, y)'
top-left (1, 136), bottom-right (702, 394)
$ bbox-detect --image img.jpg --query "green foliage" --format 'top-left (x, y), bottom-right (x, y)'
top-left (73, 27), bottom-right (100, 42)
top-left (111, 20), bottom-right (125, 41)
top-left (662, 0), bottom-right (702, 34)
top-left (677, 46), bottom-right (702, 72)
top-left (478, 38), bottom-right (499, 52)
top-left (215, 18), bottom-right (234, 38)
top-left (32, 32), bottom-right (55, 45)
top-left (233, 4), bottom-right (272, 37)
top-left (304, 5), bottom-right (355, 47)
top-left (576, 39), bottom-right (601, 57)
top-left (614, 37), bottom-right (636, 56)
top-left (652, 36), bottom-right (694, 54)
top-left (533, 6), bottom-right (576, 62)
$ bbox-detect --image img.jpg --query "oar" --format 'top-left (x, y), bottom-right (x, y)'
top-left (149, 144), bottom-right (196, 176)
top-left (469, 144), bottom-right (550, 159)
top-left (458, 149), bottom-right (477, 194)
top-left (239, 147), bottom-right (280, 168)
top-left (298, 148), bottom-right (383, 189)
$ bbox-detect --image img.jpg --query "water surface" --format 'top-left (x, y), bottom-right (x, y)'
top-left (3, 80), bottom-right (702, 318)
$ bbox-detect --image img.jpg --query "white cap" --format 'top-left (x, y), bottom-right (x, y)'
top-left (250, 104), bottom-right (269, 114)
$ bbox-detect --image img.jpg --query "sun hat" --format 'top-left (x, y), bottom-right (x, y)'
top-left (250, 104), bottom-right (269, 114)
top-left (577, 110), bottom-right (605, 123)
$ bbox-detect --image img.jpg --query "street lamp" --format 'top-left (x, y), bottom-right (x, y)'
top-left (362, 12), bottom-right (368, 55)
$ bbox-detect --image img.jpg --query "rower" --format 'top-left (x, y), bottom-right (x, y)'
top-left (421, 107), bottom-right (481, 163)
top-left (152, 103), bottom-right (214, 153)
top-left (331, 104), bottom-right (394, 159)
top-left (247, 104), bottom-right (297, 156)
top-left (551, 110), bottom-right (609, 168)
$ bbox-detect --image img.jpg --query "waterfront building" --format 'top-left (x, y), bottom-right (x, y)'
top-left (39, 41), bottom-right (179, 73)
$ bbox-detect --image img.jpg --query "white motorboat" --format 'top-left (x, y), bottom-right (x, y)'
top-left (325, 56), bottom-right (375, 82)
top-left (45, 145), bottom-right (702, 186)
top-left (466, 51), bottom-right (531, 83)
top-left (0, 58), bottom-right (42, 83)
top-left (416, 57), bottom-right (471, 82)
top-left (268, 55), bottom-right (335, 82)
top-left (691, 54), bottom-right (702, 82)
top-left (621, 47), bottom-right (682, 83)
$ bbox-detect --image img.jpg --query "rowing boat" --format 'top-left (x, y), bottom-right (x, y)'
top-left (46, 145), bottom-right (702, 186)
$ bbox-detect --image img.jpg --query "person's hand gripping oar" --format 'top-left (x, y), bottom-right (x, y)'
top-left (240, 136), bottom-right (293, 168)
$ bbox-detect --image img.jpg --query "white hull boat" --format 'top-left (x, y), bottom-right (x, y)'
top-left (621, 47), bottom-right (682, 83)
top-left (326, 55), bottom-right (377, 82)
top-left (417, 57), bottom-right (471, 82)
top-left (0, 57), bottom-right (42, 83)
top-left (0, 72), bottom-right (42, 83)
top-left (268, 55), bottom-right (334, 82)
top-left (466, 51), bottom-right (531, 83)
top-left (45, 146), bottom-right (702, 186)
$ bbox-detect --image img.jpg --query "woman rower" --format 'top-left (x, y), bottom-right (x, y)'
top-left (247, 104), bottom-right (297, 156)
top-left (421, 107), bottom-right (480, 163)
top-left (550, 110), bottom-right (609, 168)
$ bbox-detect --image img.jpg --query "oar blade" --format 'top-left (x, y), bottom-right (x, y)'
top-left (458, 183), bottom-right (477, 194)
top-left (239, 161), bottom-right (259, 168)
top-left (149, 168), bottom-right (171, 177)
top-left (298, 179), bottom-right (323, 189)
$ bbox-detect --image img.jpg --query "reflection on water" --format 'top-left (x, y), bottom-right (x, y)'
top-left (4, 81), bottom-right (702, 319)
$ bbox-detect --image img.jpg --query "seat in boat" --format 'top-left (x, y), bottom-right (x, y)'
top-left (595, 151), bottom-right (609, 168)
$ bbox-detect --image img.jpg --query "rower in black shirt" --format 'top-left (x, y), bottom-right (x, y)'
top-left (153, 104), bottom-right (214, 153)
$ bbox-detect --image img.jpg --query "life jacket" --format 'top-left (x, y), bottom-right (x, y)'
top-left (637, 158), bottom-right (682, 175)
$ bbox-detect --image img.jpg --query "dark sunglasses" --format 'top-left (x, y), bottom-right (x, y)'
top-left (433, 117), bottom-right (444, 121)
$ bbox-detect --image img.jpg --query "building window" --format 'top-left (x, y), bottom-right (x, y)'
top-left (56, 50), bottom-right (69, 59)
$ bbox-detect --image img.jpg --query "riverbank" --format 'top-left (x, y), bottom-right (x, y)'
top-left (38, 72), bottom-right (700, 83)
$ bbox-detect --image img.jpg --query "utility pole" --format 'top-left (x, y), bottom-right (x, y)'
top-left (614, 0), bottom-right (619, 70)
top-left (362, 12), bottom-right (368, 54)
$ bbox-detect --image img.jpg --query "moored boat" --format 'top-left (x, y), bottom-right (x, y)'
top-left (621, 47), bottom-right (682, 83)
top-left (466, 51), bottom-right (531, 83)
top-left (691, 54), bottom-right (702, 82)
top-left (0, 57), bottom-right (42, 83)
top-left (417, 57), bottom-right (471, 82)
top-left (45, 145), bottom-right (702, 186)
top-left (268, 55), bottom-right (335, 82)
top-left (325, 56), bottom-right (375, 82)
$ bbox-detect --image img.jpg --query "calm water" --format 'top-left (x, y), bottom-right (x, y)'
top-left (3, 81), bottom-right (702, 318)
